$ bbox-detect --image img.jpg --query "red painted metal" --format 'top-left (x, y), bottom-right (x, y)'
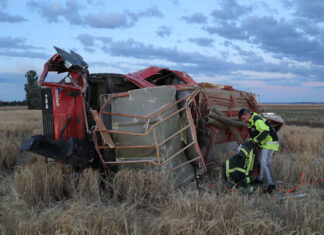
top-left (124, 66), bottom-right (198, 88)
top-left (49, 86), bottom-right (85, 141)
top-left (39, 53), bottom-right (86, 141)
top-left (39, 53), bottom-right (86, 91)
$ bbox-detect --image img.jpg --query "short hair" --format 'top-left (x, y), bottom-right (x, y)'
top-left (238, 108), bottom-right (250, 119)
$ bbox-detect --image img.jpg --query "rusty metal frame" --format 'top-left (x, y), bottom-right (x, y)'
top-left (92, 88), bottom-right (206, 175)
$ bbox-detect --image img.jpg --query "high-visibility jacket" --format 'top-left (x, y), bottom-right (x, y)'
top-left (223, 140), bottom-right (258, 187)
top-left (248, 112), bottom-right (279, 151)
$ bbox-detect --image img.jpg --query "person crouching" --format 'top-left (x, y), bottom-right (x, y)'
top-left (222, 140), bottom-right (259, 193)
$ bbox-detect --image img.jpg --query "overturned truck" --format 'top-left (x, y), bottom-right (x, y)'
top-left (21, 47), bottom-right (284, 185)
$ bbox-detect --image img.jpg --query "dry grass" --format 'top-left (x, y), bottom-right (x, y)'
top-left (0, 109), bottom-right (323, 234)
top-left (281, 125), bottom-right (324, 154)
top-left (13, 160), bottom-right (65, 206)
top-left (263, 104), bottom-right (324, 128)
top-left (151, 192), bottom-right (280, 234)
top-left (0, 106), bottom-right (28, 111)
top-left (0, 110), bottom-right (42, 170)
top-left (112, 169), bottom-right (175, 207)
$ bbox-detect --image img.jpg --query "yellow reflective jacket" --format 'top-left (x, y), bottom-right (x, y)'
top-left (224, 140), bottom-right (258, 187)
top-left (248, 112), bottom-right (279, 151)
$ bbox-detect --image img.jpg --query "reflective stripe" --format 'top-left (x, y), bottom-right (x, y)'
top-left (245, 177), bottom-right (250, 184)
top-left (229, 167), bottom-right (247, 174)
top-left (265, 141), bottom-right (279, 145)
top-left (226, 160), bottom-right (236, 185)
top-left (241, 148), bottom-right (248, 157)
top-left (250, 151), bottom-right (255, 171)
top-left (246, 151), bottom-right (253, 175)
top-left (244, 157), bottom-right (249, 169)
top-left (226, 160), bottom-right (230, 180)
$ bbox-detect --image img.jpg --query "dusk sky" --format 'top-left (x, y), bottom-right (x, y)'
top-left (1, 0), bottom-right (324, 103)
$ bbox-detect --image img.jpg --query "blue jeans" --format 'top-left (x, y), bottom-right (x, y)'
top-left (257, 148), bottom-right (275, 185)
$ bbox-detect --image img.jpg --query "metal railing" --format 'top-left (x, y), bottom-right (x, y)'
top-left (91, 88), bottom-right (206, 176)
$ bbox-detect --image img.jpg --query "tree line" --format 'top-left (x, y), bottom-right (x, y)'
top-left (1, 70), bottom-right (42, 109)
top-left (0, 100), bottom-right (26, 106)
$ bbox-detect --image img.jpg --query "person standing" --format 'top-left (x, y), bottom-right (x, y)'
top-left (238, 109), bottom-right (279, 194)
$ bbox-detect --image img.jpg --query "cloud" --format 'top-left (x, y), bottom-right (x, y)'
top-left (86, 0), bottom-right (104, 5)
top-left (127, 6), bottom-right (164, 20)
top-left (281, 0), bottom-right (293, 8)
top-left (293, 19), bottom-right (320, 36)
top-left (27, 0), bottom-right (84, 25)
top-left (0, 49), bottom-right (50, 59)
top-left (204, 22), bottom-right (248, 40)
top-left (181, 13), bottom-right (207, 24)
top-left (28, 1), bottom-right (163, 29)
top-left (64, 0), bottom-right (84, 24)
top-left (292, 0), bottom-right (324, 22)
top-left (211, 0), bottom-right (251, 22)
top-left (77, 34), bottom-right (95, 47)
top-left (302, 81), bottom-right (324, 87)
top-left (84, 12), bottom-right (127, 28)
top-left (0, 10), bottom-right (27, 23)
top-left (0, 36), bottom-right (43, 50)
top-left (105, 39), bottom-right (218, 65)
top-left (222, 42), bottom-right (266, 64)
top-left (89, 61), bottom-right (110, 67)
top-left (27, 1), bottom-right (62, 23)
top-left (76, 34), bottom-right (97, 52)
top-left (81, 36), bottom-right (232, 74)
top-left (0, 0), bottom-right (7, 7)
top-left (156, 26), bottom-right (172, 37)
top-left (194, 74), bottom-right (236, 84)
top-left (0, 36), bottom-right (44, 61)
top-left (232, 71), bottom-right (296, 79)
top-left (0, 36), bottom-right (26, 49)
top-left (188, 37), bottom-right (214, 47)
top-left (205, 15), bottom-right (324, 65)
top-left (84, 7), bottom-right (163, 29)
top-left (76, 34), bottom-right (111, 52)
top-left (241, 16), bottom-right (324, 65)
top-left (96, 36), bottom-right (112, 44)
top-left (74, 34), bottom-right (324, 94)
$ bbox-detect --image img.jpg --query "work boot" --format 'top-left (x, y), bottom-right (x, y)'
top-left (267, 184), bottom-right (276, 194)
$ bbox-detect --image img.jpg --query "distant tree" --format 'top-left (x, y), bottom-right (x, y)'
top-left (0, 100), bottom-right (26, 107)
top-left (24, 70), bottom-right (41, 109)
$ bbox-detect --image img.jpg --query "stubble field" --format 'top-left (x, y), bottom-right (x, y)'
top-left (263, 104), bottom-right (324, 128)
top-left (0, 106), bottom-right (323, 234)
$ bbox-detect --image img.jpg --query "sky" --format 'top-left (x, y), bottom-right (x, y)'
top-left (0, 0), bottom-right (324, 103)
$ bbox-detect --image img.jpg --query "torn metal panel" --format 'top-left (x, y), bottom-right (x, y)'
top-left (54, 46), bottom-right (88, 69)
top-left (99, 86), bottom-right (205, 185)
top-left (111, 87), bottom-right (178, 158)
